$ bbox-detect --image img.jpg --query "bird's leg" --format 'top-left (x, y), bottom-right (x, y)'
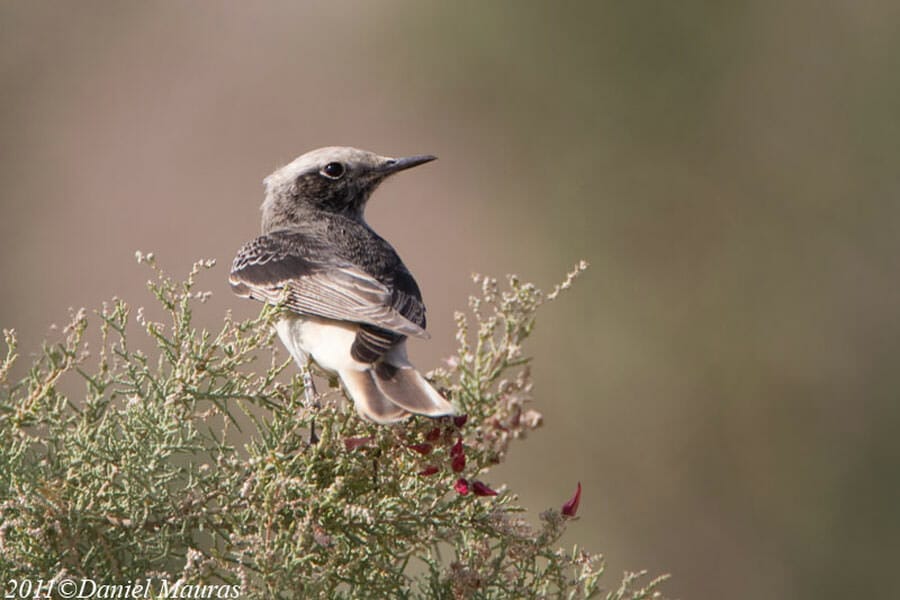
top-left (299, 355), bottom-right (321, 445)
top-left (371, 447), bottom-right (382, 487)
top-left (301, 358), bottom-right (319, 407)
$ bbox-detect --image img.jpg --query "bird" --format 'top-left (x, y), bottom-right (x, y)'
top-left (229, 146), bottom-right (456, 424)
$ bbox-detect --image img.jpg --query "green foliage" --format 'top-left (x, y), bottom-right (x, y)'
top-left (0, 255), bottom-right (667, 599)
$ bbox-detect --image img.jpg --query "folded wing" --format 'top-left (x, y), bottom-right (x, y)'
top-left (230, 232), bottom-right (428, 340)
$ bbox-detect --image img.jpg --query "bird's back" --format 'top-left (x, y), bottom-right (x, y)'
top-left (293, 213), bottom-right (427, 330)
top-left (304, 212), bottom-right (405, 286)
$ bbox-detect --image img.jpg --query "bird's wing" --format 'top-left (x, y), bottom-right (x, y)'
top-left (230, 234), bottom-right (429, 339)
top-left (390, 266), bottom-right (427, 330)
top-left (348, 266), bottom-right (428, 363)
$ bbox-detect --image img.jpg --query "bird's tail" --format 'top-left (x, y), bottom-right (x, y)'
top-left (338, 356), bottom-right (456, 425)
top-left (339, 369), bottom-right (409, 424)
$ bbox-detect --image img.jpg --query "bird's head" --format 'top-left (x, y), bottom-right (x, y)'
top-left (260, 146), bottom-right (436, 232)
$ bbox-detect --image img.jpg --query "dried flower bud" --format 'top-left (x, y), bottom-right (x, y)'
top-left (418, 466), bottom-right (440, 477)
top-left (561, 482), bottom-right (582, 517)
top-left (407, 443), bottom-right (433, 456)
top-left (450, 437), bottom-right (464, 458)
top-left (522, 409), bottom-right (543, 429)
top-left (313, 524), bottom-right (332, 547)
top-left (454, 478), bottom-right (469, 495)
top-left (472, 481), bottom-right (498, 497)
top-left (343, 436), bottom-right (373, 451)
top-left (452, 452), bottom-right (466, 473)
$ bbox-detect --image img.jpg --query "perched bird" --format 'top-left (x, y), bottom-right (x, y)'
top-left (229, 147), bottom-right (456, 424)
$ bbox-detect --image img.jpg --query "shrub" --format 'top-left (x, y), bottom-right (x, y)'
top-left (0, 255), bottom-right (667, 599)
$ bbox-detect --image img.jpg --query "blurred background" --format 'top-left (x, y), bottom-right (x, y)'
top-left (2, 1), bottom-right (899, 598)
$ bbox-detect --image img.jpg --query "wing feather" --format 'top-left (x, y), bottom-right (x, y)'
top-left (230, 233), bottom-right (428, 339)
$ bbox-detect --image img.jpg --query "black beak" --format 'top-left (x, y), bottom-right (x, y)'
top-left (378, 154), bottom-right (437, 175)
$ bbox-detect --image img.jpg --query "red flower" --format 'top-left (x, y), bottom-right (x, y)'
top-left (451, 452), bottom-right (466, 473)
top-left (418, 466), bottom-right (440, 477)
top-left (407, 443), bottom-right (433, 455)
top-left (471, 481), bottom-right (498, 497)
top-left (454, 478), bottom-right (469, 495)
top-left (450, 437), bottom-right (464, 458)
top-left (453, 414), bottom-right (469, 428)
top-left (561, 482), bottom-right (582, 517)
top-left (343, 436), bottom-right (373, 451)
top-left (425, 427), bottom-right (442, 442)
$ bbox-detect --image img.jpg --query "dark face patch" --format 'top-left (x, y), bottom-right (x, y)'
top-left (294, 172), bottom-right (374, 216)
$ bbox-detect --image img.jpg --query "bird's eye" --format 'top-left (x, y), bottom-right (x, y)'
top-left (320, 162), bottom-right (345, 179)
